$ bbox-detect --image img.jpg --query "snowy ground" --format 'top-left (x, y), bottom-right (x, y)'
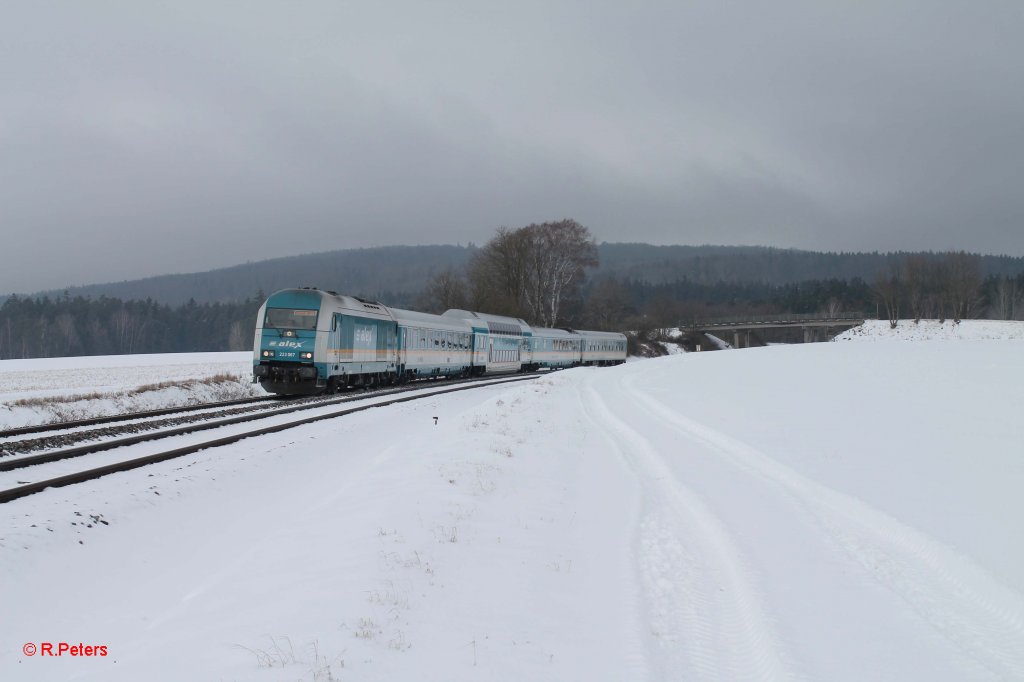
top-left (0, 352), bottom-right (261, 429)
top-left (2, 340), bottom-right (1024, 681)
top-left (836, 318), bottom-right (1024, 342)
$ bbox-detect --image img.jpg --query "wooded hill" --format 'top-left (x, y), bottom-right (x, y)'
top-left (19, 244), bottom-right (1024, 306)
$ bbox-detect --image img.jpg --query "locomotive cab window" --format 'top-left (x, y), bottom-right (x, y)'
top-left (265, 308), bottom-right (318, 330)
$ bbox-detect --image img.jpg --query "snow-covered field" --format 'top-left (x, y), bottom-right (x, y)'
top-left (2, 333), bottom-right (1024, 681)
top-left (0, 352), bottom-right (261, 428)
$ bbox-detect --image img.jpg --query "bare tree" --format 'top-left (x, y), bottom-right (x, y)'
top-left (945, 251), bottom-right (982, 323)
top-left (902, 254), bottom-right (931, 322)
top-left (991, 276), bottom-right (1021, 320)
top-left (465, 219), bottom-right (598, 326)
top-left (586, 277), bottom-right (632, 330)
top-left (872, 264), bottom-right (901, 329)
top-left (423, 267), bottom-right (469, 313)
top-left (54, 313), bottom-right (79, 356)
top-left (111, 308), bottom-right (140, 354)
top-left (923, 259), bottom-right (946, 320)
top-left (522, 219), bottom-right (597, 327)
top-left (822, 297), bottom-right (842, 318)
top-left (227, 320), bottom-right (250, 351)
top-left (464, 227), bottom-right (532, 317)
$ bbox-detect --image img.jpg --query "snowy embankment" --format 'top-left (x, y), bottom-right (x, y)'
top-left (2, 340), bottom-right (1024, 681)
top-left (0, 352), bottom-right (262, 428)
top-left (837, 318), bottom-right (1024, 341)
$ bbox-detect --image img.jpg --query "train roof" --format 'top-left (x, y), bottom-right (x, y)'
top-left (570, 328), bottom-right (628, 340)
top-left (442, 309), bottom-right (533, 336)
top-left (388, 307), bottom-right (474, 333)
top-left (266, 288), bottom-right (394, 318)
top-left (531, 326), bottom-right (580, 339)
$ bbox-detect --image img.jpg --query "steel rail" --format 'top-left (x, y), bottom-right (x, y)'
top-left (0, 374), bottom-right (538, 504)
top-left (0, 394), bottom-right (281, 439)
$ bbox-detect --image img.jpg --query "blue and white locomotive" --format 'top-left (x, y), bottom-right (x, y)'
top-left (253, 288), bottom-right (627, 395)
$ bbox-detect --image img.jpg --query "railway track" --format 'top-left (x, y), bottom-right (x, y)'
top-left (0, 375), bottom-right (511, 454)
top-left (0, 374), bottom-right (539, 504)
top-left (0, 394), bottom-right (333, 456)
top-left (0, 394), bottom-right (284, 440)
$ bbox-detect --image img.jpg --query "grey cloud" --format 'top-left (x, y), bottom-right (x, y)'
top-left (1, 1), bottom-right (1022, 293)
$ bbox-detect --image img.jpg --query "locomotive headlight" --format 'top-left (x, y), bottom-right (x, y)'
top-left (262, 350), bottom-right (275, 358)
top-left (301, 352), bottom-right (313, 359)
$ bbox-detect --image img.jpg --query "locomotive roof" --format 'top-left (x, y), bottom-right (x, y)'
top-left (268, 288), bottom-right (395, 317)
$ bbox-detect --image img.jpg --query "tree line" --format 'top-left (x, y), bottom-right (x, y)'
top-left (0, 294), bottom-right (261, 360)
top-left (871, 252), bottom-right (1023, 328)
top-left (424, 223), bottom-right (1024, 334)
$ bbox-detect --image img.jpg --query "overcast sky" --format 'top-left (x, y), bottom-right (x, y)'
top-left (2, 1), bottom-right (1023, 294)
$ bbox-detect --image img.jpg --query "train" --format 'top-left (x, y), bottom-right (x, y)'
top-left (252, 288), bottom-right (627, 395)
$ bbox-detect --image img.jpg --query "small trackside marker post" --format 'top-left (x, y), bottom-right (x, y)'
top-left (433, 417), bottom-right (438, 425)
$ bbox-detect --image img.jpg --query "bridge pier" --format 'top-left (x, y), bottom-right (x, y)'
top-left (803, 327), bottom-right (828, 343)
top-left (732, 331), bottom-right (754, 349)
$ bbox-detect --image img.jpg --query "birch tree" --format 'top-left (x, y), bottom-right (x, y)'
top-left (466, 219), bottom-right (598, 326)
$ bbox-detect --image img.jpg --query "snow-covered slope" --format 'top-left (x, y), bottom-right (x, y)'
top-left (2, 342), bottom-right (1023, 681)
top-left (838, 318), bottom-right (1024, 341)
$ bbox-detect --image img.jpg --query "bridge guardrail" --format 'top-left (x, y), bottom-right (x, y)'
top-left (685, 312), bottom-right (865, 328)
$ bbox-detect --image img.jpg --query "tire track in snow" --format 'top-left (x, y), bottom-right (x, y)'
top-left (623, 371), bottom-right (1024, 680)
top-left (579, 382), bottom-right (797, 681)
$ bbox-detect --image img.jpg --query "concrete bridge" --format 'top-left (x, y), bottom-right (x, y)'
top-left (685, 312), bottom-right (865, 348)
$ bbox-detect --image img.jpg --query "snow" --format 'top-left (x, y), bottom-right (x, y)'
top-left (0, 352), bottom-right (261, 429)
top-left (660, 341), bottom-right (686, 355)
top-left (2, 339), bottom-right (1024, 681)
top-left (704, 332), bottom-right (733, 349)
top-left (837, 318), bottom-right (1024, 342)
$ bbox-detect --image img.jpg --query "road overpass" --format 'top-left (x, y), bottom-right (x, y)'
top-left (685, 312), bottom-right (865, 348)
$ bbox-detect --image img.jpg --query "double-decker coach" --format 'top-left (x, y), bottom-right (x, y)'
top-left (442, 309), bottom-right (531, 375)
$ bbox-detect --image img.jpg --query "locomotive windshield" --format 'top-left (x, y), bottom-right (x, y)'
top-left (265, 308), bottom-right (318, 330)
